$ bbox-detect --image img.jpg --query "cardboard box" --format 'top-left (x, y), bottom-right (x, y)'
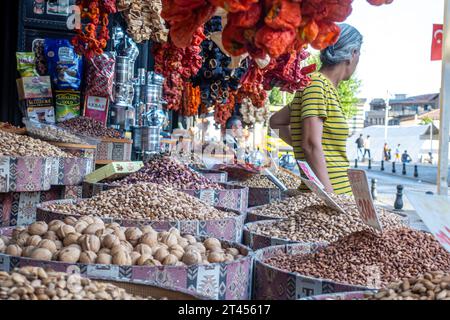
top-left (83, 161), bottom-right (144, 184)
top-left (16, 76), bottom-right (52, 100)
top-left (55, 90), bottom-right (81, 122)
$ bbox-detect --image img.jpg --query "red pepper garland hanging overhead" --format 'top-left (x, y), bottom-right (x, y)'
top-left (153, 28), bottom-right (205, 112)
top-left (72, 0), bottom-right (117, 59)
top-left (161, 0), bottom-right (394, 59)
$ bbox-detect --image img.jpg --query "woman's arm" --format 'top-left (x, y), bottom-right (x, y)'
top-left (301, 116), bottom-right (334, 193)
top-left (269, 105), bottom-right (292, 146)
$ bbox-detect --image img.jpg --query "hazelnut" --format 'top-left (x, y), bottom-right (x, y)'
top-left (48, 220), bottom-right (65, 232)
top-left (101, 234), bottom-right (120, 249)
top-left (168, 227), bottom-right (181, 237)
top-left (169, 245), bottom-right (184, 260)
top-left (56, 225), bottom-right (76, 239)
top-left (157, 231), bottom-right (170, 241)
top-left (224, 254), bottom-right (235, 263)
top-left (0, 236), bottom-right (10, 247)
top-left (63, 233), bottom-right (81, 247)
top-left (134, 244), bottom-right (153, 256)
top-left (82, 223), bottom-right (104, 236)
top-left (208, 252), bottom-right (225, 263)
top-left (162, 254), bottom-right (179, 266)
top-left (30, 248), bottom-right (52, 261)
top-left (79, 251), bottom-right (97, 264)
top-left (182, 251), bottom-right (202, 265)
top-left (28, 222), bottom-right (49, 236)
top-left (22, 246), bottom-right (36, 258)
top-left (38, 239), bottom-right (57, 254)
top-left (63, 216), bottom-right (78, 226)
top-left (153, 248), bottom-right (170, 262)
top-left (124, 228), bottom-right (142, 246)
top-left (130, 252), bottom-right (141, 265)
top-left (91, 217), bottom-right (105, 226)
top-left (96, 253), bottom-right (112, 265)
top-left (140, 231), bottom-right (158, 247)
top-left (106, 222), bottom-right (121, 229)
top-left (25, 235), bottom-right (42, 247)
top-left (68, 244), bottom-right (82, 251)
top-left (6, 244), bottom-right (22, 256)
top-left (42, 231), bottom-right (58, 241)
top-left (79, 235), bottom-right (101, 253)
top-left (12, 227), bottom-right (27, 239)
top-left (187, 243), bottom-right (205, 254)
top-left (119, 240), bottom-right (133, 253)
top-left (114, 229), bottom-right (126, 241)
top-left (204, 238), bottom-right (222, 251)
top-left (58, 247), bottom-right (81, 263)
top-left (112, 250), bottom-right (132, 265)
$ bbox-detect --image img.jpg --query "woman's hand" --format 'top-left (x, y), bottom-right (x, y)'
top-left (269, 105), bottom-right (292, 146)
top-left (301, 116), bottom-right (334, 193)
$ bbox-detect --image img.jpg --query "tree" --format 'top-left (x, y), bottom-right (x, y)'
top-left (269, 88), bottom-right (295, 106)
top-left (307, 53), bottom-right (362, 119)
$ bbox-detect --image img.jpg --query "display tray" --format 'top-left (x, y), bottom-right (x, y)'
top-left (95, 279), bottom-right (210, 300)
top-left (96, 138), bottom-right (133, 162)
top-left (0, 127), bottom-right (27, 135)
top-left (0, 156), bottom-right (53, 193)
top-left (253, 243), bottom-right (372, 300)
top-left (0, 229), bottom-right (253, 300)
top-left (0, 185), bottom-right (83, 227)
top-left (196, 169), bottom-right (228, 183)
top-left (242, 219), bottom-right (325, 250)
top-left (247, 187), bottom-right (282, 208)
top-left (299, 291), bottom-right (370, 301)
top-left (245, 205), bottom-right (284, 223)
top-left (36, 200), bottom-right (246, 242)
top-left (82, 182), bottom-right (249, 212)
top-left (50, 157), bottom-right (94, 186)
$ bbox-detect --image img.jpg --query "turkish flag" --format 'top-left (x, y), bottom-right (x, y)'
top-left (431, 24), bottom-right (443, 61)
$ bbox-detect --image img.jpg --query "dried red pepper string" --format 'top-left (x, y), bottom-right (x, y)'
top-left (72, 0), bottom-right (116, 59)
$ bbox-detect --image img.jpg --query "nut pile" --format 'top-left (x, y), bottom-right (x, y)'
top-left (0, 218), bottom-right (245, 266)
top-left (248, 202), bottom-right (405, 244)
top-left (237, 171), bottom-right (302, 189)
top-left (27, 123), bottom-right (87, 144)
top-left (112, 155), bottom-right (222, 190)
top-left (366, 272), bottom-right (450, 300)
top-left (44, 183), bottom-right (233, 221)
top-left (0, 267), bottom-right (152, 300)
top-left (265, 228), bottom-right (450, 288)
top-left (58, 116), bottom-right (122, 139)
top-left (0, 131), bottom-right (70, 158)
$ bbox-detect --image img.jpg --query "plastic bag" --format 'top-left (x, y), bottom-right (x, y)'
top-left (16, 52), bottom-right (39, 77)
top-left (44, 39), bottom-right (83, 90)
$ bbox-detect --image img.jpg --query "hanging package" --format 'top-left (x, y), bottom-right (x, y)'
top-left (44, 39), bottom-right (83, 91)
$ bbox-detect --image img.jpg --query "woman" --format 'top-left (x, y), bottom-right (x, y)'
top-left (270, 24), bottom-right (362, 194)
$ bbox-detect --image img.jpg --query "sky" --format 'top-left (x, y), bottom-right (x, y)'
top-left (344, 0), bottom-right (444, 100)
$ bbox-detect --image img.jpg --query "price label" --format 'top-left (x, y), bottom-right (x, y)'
top-left (297, 161), bottom-right (325, 189)
top-left (299, 177), bottom-right (345, 214)
top-left (347, 169), bottom-right (383, 232)
top-left (406, 191), bottom-right (450, 252)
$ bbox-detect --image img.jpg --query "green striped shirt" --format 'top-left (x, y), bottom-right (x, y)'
top-left (290, 72), bottom-right (352, 195)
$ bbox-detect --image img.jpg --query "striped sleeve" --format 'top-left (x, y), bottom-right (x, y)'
top-left (300, 80), bottom-right (328, 120)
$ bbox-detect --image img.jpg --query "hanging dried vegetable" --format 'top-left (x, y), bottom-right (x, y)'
top-left (214, 91), bottom-right (236, 126)
top-left (72, 0), bottom-right (117, 59)
top-left (153, 28), bottom-right (205, 111)
top-left (117, 0), bottom-right (168, 43)
top-left (262, 50), bottom-right (316, 93)
top-left (192, 17), bottom-right (247, 107)
top-left (181, 83), bottom-right (201, 116)
top-left (236, 60), bottom-right (267, 108)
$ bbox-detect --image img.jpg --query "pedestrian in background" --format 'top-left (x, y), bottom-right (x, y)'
top-left (363, 135), bottom-right (371, 161)
top-left (395, 144), bottom-right (401, 162)
top-left (401, 150), bottom-right (412, 164)
top-left (383, 143), bottom-right (390, 161)
top-left (355, 134), bottom-right (364, 161)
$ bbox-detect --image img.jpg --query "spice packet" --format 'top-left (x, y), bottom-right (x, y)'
top-left (16, 52), bottom-right (39, 77)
